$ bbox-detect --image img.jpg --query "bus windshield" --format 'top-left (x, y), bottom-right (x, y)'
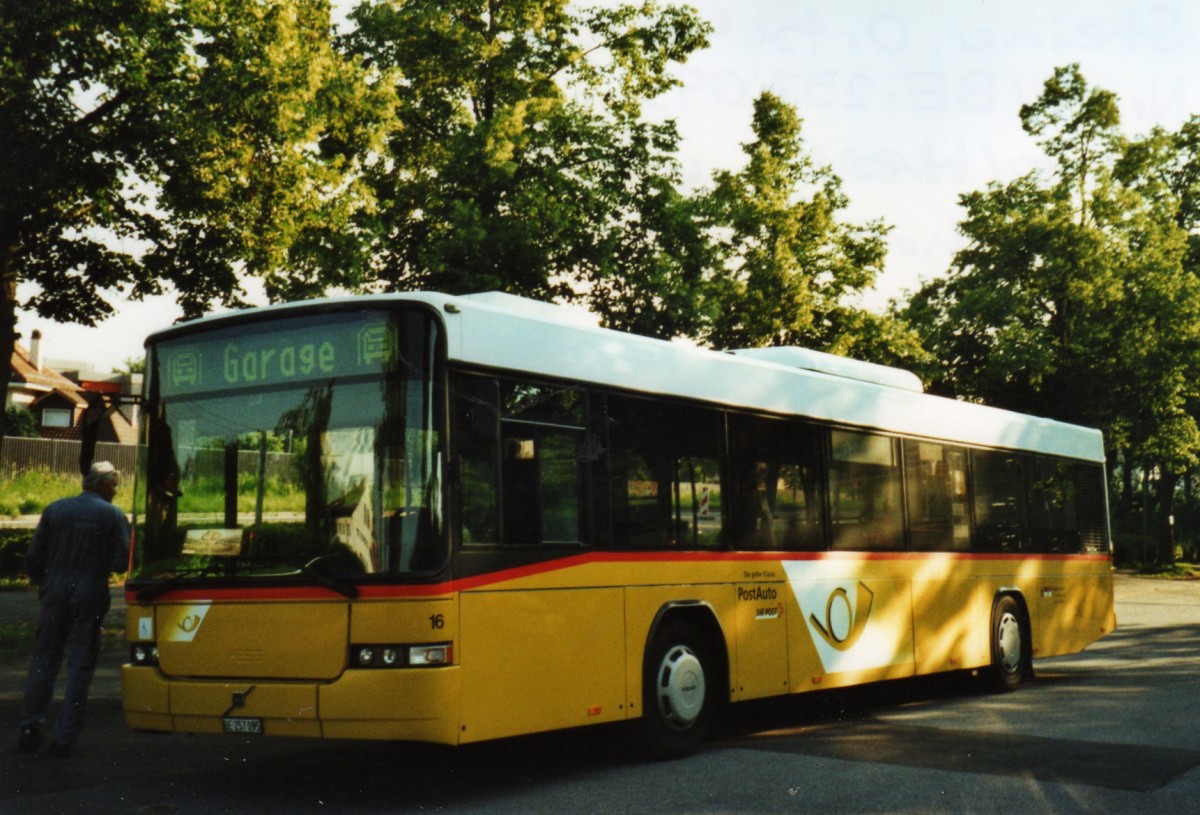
top-left (131, 308), bottom-right (445, 588)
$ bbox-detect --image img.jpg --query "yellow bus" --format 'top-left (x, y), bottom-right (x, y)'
top-left (122, 291), bottom-right (1115, 757)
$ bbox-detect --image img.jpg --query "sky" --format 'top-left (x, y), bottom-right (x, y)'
top-left (19, 0), bottom-right (1200, 372)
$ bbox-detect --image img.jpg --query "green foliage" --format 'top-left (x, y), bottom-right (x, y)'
top-left (701, 92), bottom-right (916, 363)
top-left (0, 468), bottom-right (134, 516)
top-left (0, 529), bottom-right (33, 580)
top-left (0, 470), bottom-right (76, 516)
top-left (1, 0), bottom-right (907, 365)
top-left (3, 407), bottom-right (38, 438)
top-left (176, 474), bottom-right (305, 515)
top-left (0, 0), bottom-right (396, 437)
top-left (0, 621), bottom-right (37, 657)
top-left (120, 356), bottom-right (146, 374)
top-left (145, 0), bottom-right (397, 313)
top-left (904, 64), bottom-right (1200, 563)
top-left (341, 0), bottom-right (714, 338)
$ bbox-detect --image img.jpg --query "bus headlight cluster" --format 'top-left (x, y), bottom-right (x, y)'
top-left (351, 643), bottom-right (453, 669)
top-left (130, 643), bottom-right (160, 666)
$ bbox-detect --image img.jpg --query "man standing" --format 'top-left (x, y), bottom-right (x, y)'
top-left (17, 461), bottom-right (130, 757)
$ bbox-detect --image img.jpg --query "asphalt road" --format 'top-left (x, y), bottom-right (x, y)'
top-left (2, 575), bottom-right (1199, 814)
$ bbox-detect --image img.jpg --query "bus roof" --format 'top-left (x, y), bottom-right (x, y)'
top-left (146, 291), bottom-right (1106, 463)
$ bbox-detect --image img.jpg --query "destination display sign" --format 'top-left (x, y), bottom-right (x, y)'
top-left (156, 314), bottom-right (409, 397)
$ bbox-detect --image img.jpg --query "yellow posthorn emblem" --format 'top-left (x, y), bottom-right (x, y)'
top-left (810, 581), bottom-right (874, 651)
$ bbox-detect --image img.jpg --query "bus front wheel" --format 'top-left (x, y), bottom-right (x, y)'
top-left (987, 595), bottom-right (1030, 692)
top-left (640, 620), bottom-right (713, 759)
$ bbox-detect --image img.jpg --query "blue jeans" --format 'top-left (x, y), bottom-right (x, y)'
top-left (20, 581), bottom-right (110, 746)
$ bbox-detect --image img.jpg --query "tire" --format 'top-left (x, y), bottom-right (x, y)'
top-left (987, 595), bottom-right (1030, 693)
top-left (639, 620), bottom-right (714, 759)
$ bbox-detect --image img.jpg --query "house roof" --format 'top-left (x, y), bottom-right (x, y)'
top-left (9, 342), bottom-right (137, 443)
top-left (10, 342), bottom-right (87, 404)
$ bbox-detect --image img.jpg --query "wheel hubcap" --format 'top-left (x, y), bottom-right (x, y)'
top-left (655, 644), bottom-right (706, 730)
top-left (996, 611), bottom-right (1022, 674)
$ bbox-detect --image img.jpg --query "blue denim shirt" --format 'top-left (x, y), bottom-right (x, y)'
top-left (24, 491), bottom-right (131, 588)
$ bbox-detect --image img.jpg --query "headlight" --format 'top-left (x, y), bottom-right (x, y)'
top-left (349, 643), bottom-right (453, 668)
top-left (130, 643), bottom-right (159, 666)
top-left (408, 644), bottom-right (452, 666)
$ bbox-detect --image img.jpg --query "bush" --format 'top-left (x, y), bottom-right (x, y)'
top-left (4, 406), bottom-right (38, 438)
top-left (0, 529), bottom-right (33, 580)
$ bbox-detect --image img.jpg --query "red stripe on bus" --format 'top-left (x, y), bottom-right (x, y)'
top-left (125, 550), bottom-right (1111, 604)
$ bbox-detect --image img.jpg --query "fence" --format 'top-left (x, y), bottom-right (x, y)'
top-left (179, 446), bottom-right (300, 484)
top-left (0, 436), bottom-right (138, 479)
top-left (0, 436), bottom-right (305, 486)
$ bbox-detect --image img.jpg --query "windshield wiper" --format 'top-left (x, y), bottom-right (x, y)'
top-left (134, 564), bottom-right (220, 602)
top-left (299, 557), bottom-right (360, 599)
top-left (227, 553), bottom-right (360, 599)
top-left (134, 555), bottom-right (360, 601)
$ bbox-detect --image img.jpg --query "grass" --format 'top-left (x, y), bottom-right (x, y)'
top-left (0, 468), bottom-right (134, 517)
top-left (0, 619), bottom-right (37, 658)
top-left (1127, 561), bottom-right (1200, 579)
top-left (176, 474), bottom-right (306, 514)
top-left (0, 619), bottom-right (126, 662)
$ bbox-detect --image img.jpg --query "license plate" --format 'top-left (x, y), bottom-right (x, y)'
top-left (222, 717), bottom-right (263, 734)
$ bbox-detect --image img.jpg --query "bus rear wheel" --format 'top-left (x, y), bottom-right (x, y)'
top-left (640, 620), bottom-right (713, 759)
top-left (987, 595), bottom-right (1030, 692)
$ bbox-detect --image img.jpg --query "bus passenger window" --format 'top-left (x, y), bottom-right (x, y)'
top-left (905, 441), bottom-right (970, 551)
top-left (452, 375), bottom-right (501, 545)
top-left (1028, 457), bottom-right (1080, 553)
top-left (972, 451), bottom-right (1028, 552)
top-left (500, 424), bottom-right (585, 544)
top-left (728, 414), bottom-right (825, 551)
top-left (606, 396), bottom-right (724, 550)
top-left (829, 431), bottom-right (903, 551)
top-left (1076, 464), bottom-right (1108, 554)
top-left (499, 381), bottom-right (587, 546)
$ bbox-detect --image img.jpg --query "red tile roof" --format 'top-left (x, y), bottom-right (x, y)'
top-left (9, 343), bottom-right (137, 443)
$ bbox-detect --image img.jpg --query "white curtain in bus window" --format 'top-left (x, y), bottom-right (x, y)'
top-left (904, 440), bottom-right (970, 551)
top-left (829, 430), bottom-right (903, 551)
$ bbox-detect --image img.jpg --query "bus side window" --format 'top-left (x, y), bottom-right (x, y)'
top-left (606, 395), bottom-right (724, 550)
top-left (499, 381), bottom-right (587, 546)
top-left (829, 430), bottom-right (903, 551)
top-left (1076, 463), bottom-right (1108, 554)
top-left (452, 375), bottom-right (501, 545)
top-left (904, 440), bottom-right (970, 551)
top-left (1028, 457), bottom-right (1080, 553)
top-left (728, 414), bottom-right (826, 551)
top-left (971, 450), bottom-right (1028, 552)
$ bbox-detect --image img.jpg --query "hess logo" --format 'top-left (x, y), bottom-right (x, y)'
top-left (809, 581), bottom-right (874, 651)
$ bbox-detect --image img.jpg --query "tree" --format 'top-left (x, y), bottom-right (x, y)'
top-left (3, 405), bottom-right (37, 438)
top-left (0, 0), bottom-right (392, 434)
top-left (143, 0), bottom-right (395, 312)
top-left (702, 92), bottom-right (914, 362)
top-left (905, 65), bottom-right (1200, 563)
top-left (1, 0), bottom-right (175, 436)
top-left (340, 0), bottom-right (712, 333)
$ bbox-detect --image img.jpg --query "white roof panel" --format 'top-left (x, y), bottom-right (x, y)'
top-left (146, 291), bottom-right (1106, 463)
